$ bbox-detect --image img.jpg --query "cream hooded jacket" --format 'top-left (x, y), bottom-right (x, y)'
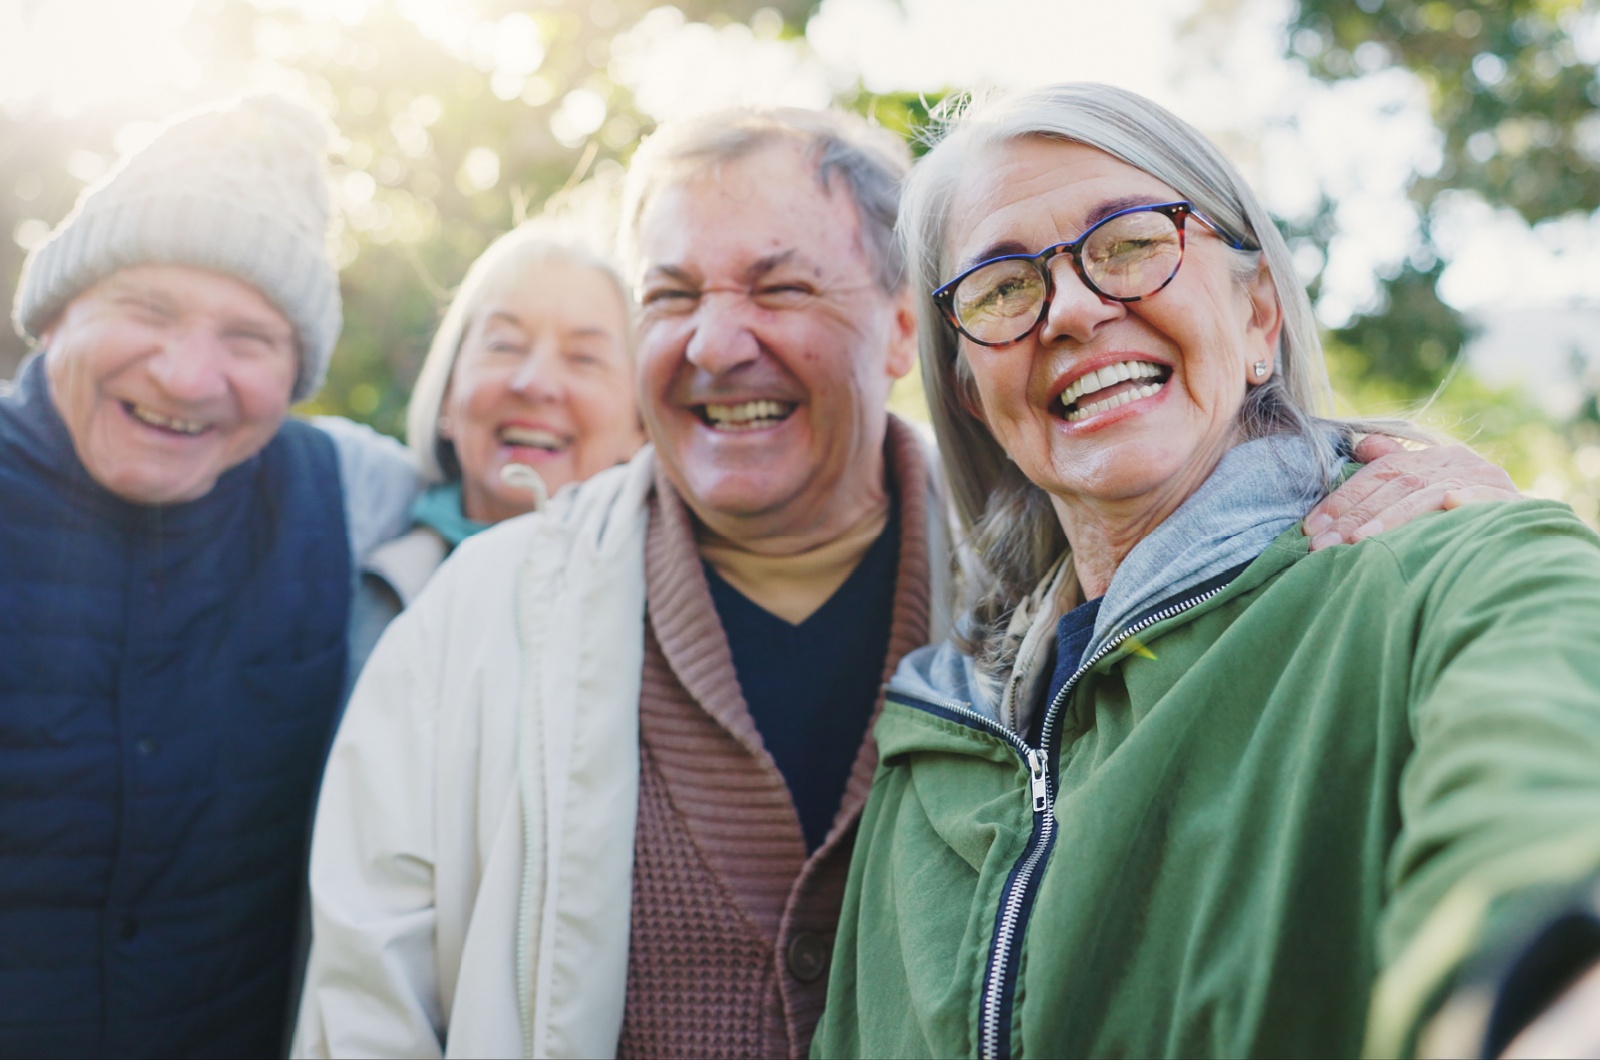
top-left (293, 451), bottom-right (654, 1059)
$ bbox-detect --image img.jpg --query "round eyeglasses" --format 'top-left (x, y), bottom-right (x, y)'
top-left (931, 201), bottom-right (1258, 348)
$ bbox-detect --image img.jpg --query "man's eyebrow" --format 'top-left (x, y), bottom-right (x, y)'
top-left (956, 194), bottom-right (1173, 275)
top-left (107, 279), bottom-right (173, 306)
top-left (641, 264), bottom-right (697, 287)
top-left (741, 250), bottom-right (801, 283)
top-left (224, 315), bottom-right (295, 343)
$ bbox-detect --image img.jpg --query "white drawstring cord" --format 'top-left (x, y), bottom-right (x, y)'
top-left (499, 463), bottom-right (550, 513)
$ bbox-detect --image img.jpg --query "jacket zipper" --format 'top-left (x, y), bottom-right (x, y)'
top-left (883, 688), bottom-right (1054, 1060)
top-left (895, 580), bottom-right (1231, 1059)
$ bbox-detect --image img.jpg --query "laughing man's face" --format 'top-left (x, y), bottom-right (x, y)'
top-left (633, 140), bottom-right (915, 540)
top-left (43, 264), bottom-right (299, 506)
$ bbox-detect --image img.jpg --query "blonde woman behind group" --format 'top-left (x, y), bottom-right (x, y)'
top-left (347, 221), bottom-right (645, 674)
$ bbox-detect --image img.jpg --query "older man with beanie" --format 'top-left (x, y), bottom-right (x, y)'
top-left (0, 95), bottom-right (415, 1057)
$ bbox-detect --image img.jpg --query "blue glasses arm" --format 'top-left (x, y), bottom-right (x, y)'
top-left (1186, 207), bottom-right (1259, 251)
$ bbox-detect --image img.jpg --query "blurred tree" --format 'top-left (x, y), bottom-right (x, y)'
top-left (0, 0), bottom-right (827, 434)
top-left (1288, 0), bottom-right (1600, 395)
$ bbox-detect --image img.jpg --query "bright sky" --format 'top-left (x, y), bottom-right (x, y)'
top-left (609, 0), bottom-right (1600, 324)
top-left (3, 0), bottom-right (1598, 328)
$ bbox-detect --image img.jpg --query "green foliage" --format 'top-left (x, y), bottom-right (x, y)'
top-left (1332, 257), bottom-right (1473, 391)
top-left (3, 0), bottom-right (1593, 526)
top-left (1294, 0), bottom-right (1600, 222)
top-left (837, 88), bottom-right (948, 156)
top-left (1288, 0), bottom-right (1599, 401)
top-left (1, 0), bottom-right (836, 432)
top-left (1286, 0), bottom-right (1600, 519)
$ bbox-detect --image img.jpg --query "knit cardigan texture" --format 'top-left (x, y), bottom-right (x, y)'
top-left (617, 416), bottom-right (934, 1059)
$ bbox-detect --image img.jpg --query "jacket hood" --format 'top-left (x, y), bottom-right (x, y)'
top-left (890, 432), bottom-right (1331, 729)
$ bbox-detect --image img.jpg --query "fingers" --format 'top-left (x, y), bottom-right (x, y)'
top-left (1441, 484), bottom-right (1521, 510)
top-left (1350, 433), bottom-right (1406, 463)
top-left (1304, 439), bottom-right (1521, 551)
top-left (1307, 474), bottom-right (1439, 551)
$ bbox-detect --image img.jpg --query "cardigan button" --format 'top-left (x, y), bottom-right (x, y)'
top-left (120, 915), bottom-right (139, 940)
top-left (786, 931), bottom-right (829, 983)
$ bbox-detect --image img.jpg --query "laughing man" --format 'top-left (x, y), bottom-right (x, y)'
top-left (0, 96), bottom-right (415, 1056)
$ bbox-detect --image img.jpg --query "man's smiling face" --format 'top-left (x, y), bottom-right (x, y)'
top-left (42, 264), bottom-right (299, 506)
top-left (633, 139), bottom-right (915, 540)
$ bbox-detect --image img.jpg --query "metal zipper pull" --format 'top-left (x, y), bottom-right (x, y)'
top-left (1026, 747), bottom-right (1048, 813)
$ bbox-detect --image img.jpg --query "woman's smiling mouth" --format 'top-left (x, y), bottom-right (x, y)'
top-left (499, 425), bottom-right (570, 454)
top-left (1057, 360), bottom-right (1171, 423)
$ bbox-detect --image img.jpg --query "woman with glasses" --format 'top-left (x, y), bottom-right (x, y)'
top-left (812, 83), bottom-right (1600, 1058)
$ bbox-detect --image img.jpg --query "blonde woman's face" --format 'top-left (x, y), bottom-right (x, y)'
top-left (441, 261), bottom-right (644, 522)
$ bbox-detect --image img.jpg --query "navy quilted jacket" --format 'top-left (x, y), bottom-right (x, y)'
top-left (0, 356), bottom-right (351, 1058)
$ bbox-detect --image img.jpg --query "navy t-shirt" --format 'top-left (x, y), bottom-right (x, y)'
top-left (1034, 596), bottom-right (1103, 744)
top-left (705, 506), bottom-right (900, 852)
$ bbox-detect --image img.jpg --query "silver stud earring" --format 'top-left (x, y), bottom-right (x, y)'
top-left (437, 415), bottom-right (454, 433)
top-left (1252, 361), bottom-right (1269, 379)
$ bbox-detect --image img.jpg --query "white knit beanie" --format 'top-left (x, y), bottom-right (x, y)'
top-left (12, 95), bottom-right (341, 402)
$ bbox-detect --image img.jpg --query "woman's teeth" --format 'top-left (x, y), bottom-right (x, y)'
top-left (500, 426), bottom-right (567, 452)
top-left (1060, 360), bottom-right (1168, 422)
top-left (702, 399), bottom-right (794, 431)
top-left (1066, 382), bottom-right (1164, 422)
top-left (127, 403), bottom-right (207, 435)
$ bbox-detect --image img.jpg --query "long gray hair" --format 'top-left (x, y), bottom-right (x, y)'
top-left (902, 83), bottom-right (1415, 671)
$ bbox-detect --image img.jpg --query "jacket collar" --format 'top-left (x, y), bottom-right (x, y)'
top-left (1090, 432), bottom-right (1330, 655)
top-left (891, 433), bottom-right (1331, 730)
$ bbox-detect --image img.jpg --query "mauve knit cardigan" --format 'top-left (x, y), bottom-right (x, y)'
top-left (618, 417), bottom-right (934, 1058)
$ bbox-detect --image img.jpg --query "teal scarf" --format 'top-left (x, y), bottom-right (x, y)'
top-left (410, 482), bottom-right (489, 547)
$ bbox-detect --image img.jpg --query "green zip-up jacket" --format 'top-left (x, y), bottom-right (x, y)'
top-left (814, 500), bottom-right (1600, 1059)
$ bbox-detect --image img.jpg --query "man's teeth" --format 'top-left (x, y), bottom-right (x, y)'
top-left (703, 399), bottom-right (794, 431)
top-left (500, 426), bottom-right (567, 451)
top-left (1065, 382), bottom-right (1164, 423)
top-left (129, 404), bottom-right (207, 435)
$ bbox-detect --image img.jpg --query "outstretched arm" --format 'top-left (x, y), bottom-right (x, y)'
top-left (1304, 435), bottom-right (1520, 551)
top-left (1368, 502), bottom-right (1600, 1057)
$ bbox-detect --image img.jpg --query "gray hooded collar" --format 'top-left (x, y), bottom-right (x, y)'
top-left (890, 432), bottom-right (1332, 731)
